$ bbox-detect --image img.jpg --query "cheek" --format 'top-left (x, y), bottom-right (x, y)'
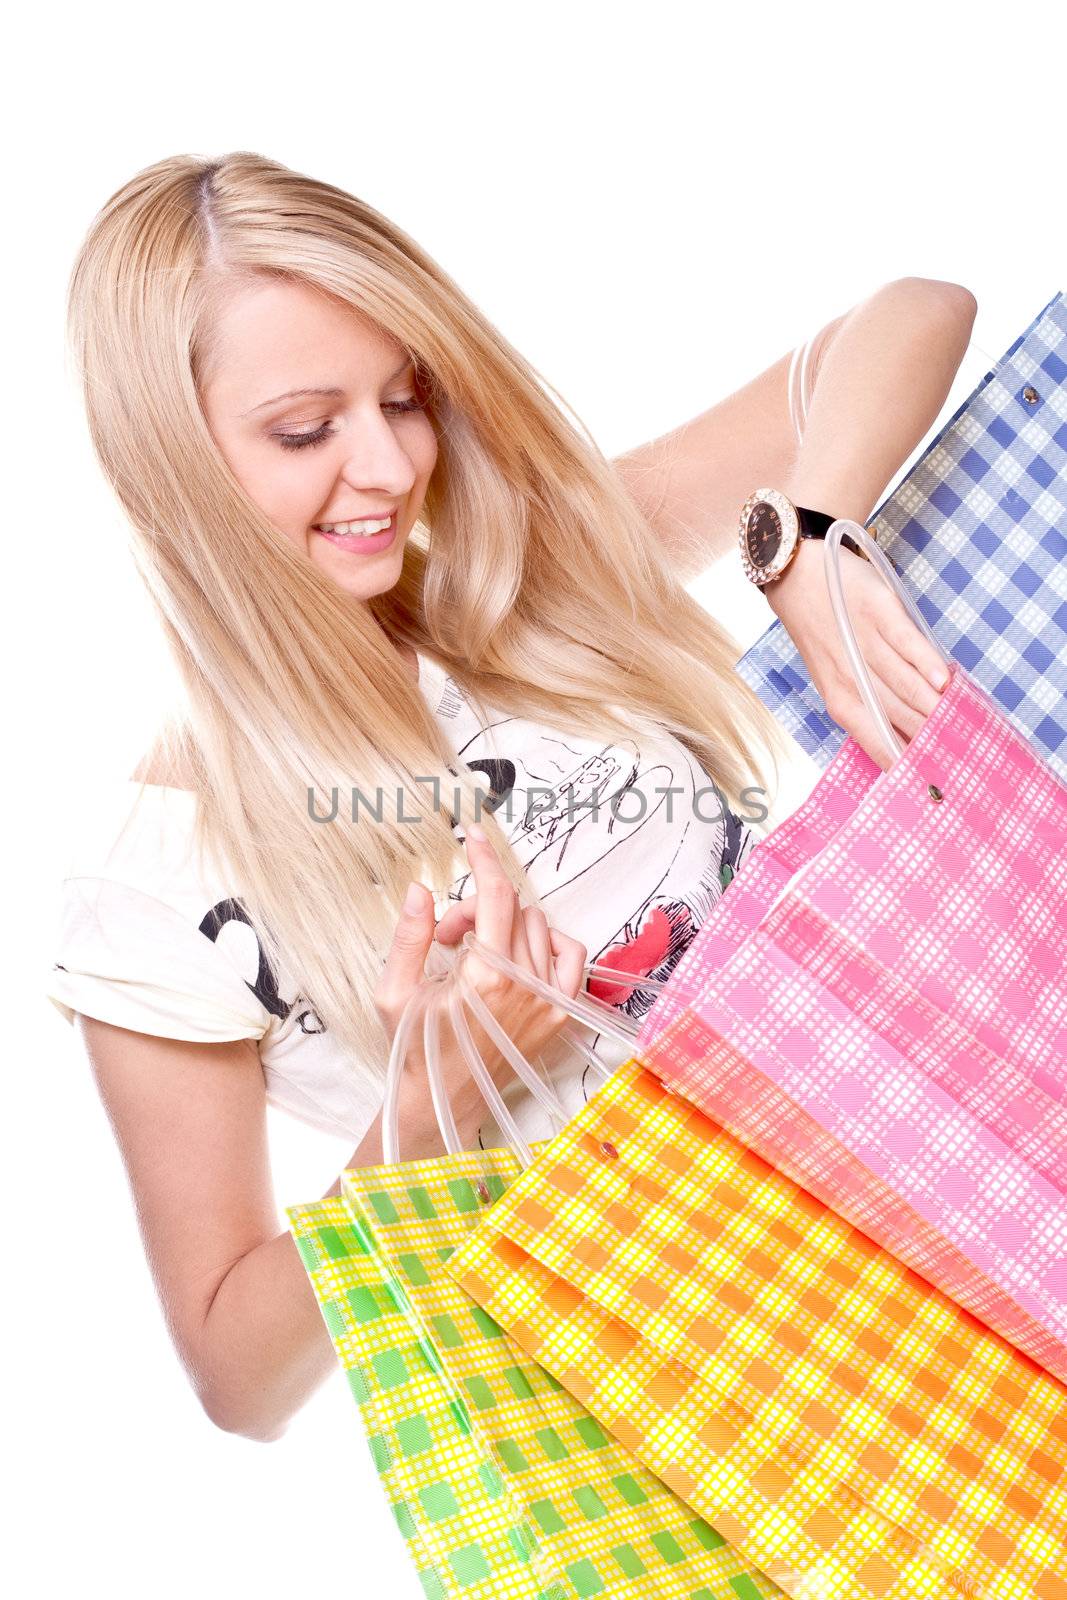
top-left (414, 420), bottom-right (439, 484)
top-left (235, 446), bottom-right (335, 538)
top-left (280, 458), bottom-right (338, 534)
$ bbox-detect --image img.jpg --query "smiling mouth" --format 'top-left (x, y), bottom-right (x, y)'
top-left (313, 513), bottom-right (396, 538)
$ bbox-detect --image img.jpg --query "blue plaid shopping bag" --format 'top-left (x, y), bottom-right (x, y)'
top-left (736, 292), bottom-right (1067, 777)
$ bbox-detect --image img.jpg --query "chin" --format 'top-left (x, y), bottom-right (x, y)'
top-left (311, 550), bottom-right (404, 600)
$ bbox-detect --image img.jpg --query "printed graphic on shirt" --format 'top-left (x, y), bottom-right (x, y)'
top-left (199, 896), bottom-right (326, 1035)
top-left (436, 697), bottom-right (757, 1027)
top-left (50, 663), bottom-right (758, 1147)
top-left (581, 794), bottom-right (756, 1023)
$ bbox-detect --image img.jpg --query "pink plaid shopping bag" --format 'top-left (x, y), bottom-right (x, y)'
top-left (638, 520), bottom-right (1067, 1380)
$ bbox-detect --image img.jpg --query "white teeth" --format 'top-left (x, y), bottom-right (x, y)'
top-left (318, 517), bottom-right (392, 537)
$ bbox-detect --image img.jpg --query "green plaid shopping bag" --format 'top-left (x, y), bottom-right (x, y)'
top-left (287, 1148), bottom-right (784, 1600)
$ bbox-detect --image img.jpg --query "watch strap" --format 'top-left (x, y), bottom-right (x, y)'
top-left (796, 507), bottom-right (869, 561)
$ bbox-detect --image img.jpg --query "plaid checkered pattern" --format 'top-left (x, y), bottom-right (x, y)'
top-left (446, 1061), bottom-right (1067, 1600)
top-left (735, 292), bottom-right (1067, 780)
top-left (287, 1154), bottom-right (783, 1600)
top-left (635, 658), bottom-right (1067, 1381)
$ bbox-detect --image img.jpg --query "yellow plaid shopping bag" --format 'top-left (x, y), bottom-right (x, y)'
top-left (445, 1060), bottom-right (1067, 1600)
top-left (288, 1147), bottom-right (785, 1599)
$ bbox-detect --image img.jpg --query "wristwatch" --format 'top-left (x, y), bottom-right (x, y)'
top-left (738, 487), bottom-right (870, 588)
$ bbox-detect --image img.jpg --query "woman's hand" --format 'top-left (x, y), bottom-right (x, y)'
top-left (372, 825), bottom-right (587, 1153)
top-left (763, 537), bottom-right (951, 771)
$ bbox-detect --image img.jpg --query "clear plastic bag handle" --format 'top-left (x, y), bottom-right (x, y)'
top-left (379, 942), bottom-right (663, 1167)
top-left (558, 1023), bottom-right (613, 1087)
top-left (460, 933), bottom-right (647, 1050)
top-left (444, 971), bottom-right (539, 1165)
top-left (787, 334), bottom-right (817, 445)
top-left (447, 967), bottom-right (570, 1127)
top-left (423, 978), bottom-right (462, 1153)
top-left (381, 966), bottom-right (568, 1166)
top-left (381, 974), bottom-right (439, 1165)
top-left (459, 944), bottom-right (665, 1096)
top-left (824, 520), bottom-right (953, 767)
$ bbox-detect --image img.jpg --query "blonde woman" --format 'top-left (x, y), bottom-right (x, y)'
top-left (46, 151), bottom-right (976, 1444)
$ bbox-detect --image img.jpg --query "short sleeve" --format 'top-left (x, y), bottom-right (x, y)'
top-left (44, 876), bottom-right (272, 1044)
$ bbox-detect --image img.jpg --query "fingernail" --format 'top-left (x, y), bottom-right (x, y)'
top-left (466, 822), bottom-right (487, 843)
top-left (930, 669), bottom-right (950, 691)
top-left (403, 881), bottom-right (424, 913)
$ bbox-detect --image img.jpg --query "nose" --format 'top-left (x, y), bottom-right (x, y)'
top-left (337, 410), bottom-right (418, 501)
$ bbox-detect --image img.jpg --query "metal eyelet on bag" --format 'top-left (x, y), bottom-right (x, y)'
top-left (474, 1179), bottom-right (491, 1204)
top-left (1022, 385), bottom-right (1040, 405)
top-left (928, 783), bottom-right (944, 803)
top-left (600, 1140), bottom-right (619, 1160)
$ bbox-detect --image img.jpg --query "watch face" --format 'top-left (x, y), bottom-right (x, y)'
top-left (738, 487), bottom-right (799, 585)
top-left (744, 501), bottom-right (783, 569)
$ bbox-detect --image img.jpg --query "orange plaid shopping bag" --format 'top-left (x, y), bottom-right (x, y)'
top-left (445, 1058), bottom-right (1067, 1600)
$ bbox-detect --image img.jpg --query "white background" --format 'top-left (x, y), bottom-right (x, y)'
top-left (7, 3), bottom-right (1062, 1596)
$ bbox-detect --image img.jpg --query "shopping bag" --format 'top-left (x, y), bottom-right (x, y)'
top-left (287, 961), bottom-right (783, 1599)
top-left (445, 1056), bottom-right (1067, 1600)
top-left (735, 291), bottom-right (1067, 781)
top-left (289, 1190), bottom-right (565, 1600)
top-left (637, 519), bottom-right (1067, 1381)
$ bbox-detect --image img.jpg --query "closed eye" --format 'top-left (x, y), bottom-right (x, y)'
top-left (275, 422), bottom-right (333, 451)
top-left (275, 397), bottom-right (427, 452)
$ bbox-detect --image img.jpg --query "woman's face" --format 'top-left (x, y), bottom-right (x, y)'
top-left (199, 276), bottom-right (438, 602)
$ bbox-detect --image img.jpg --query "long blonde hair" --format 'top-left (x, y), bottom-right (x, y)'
top-left (66, 150), bottom-right (792, 1086)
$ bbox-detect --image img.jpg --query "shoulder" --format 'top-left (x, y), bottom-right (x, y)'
top-left (45, 787), bottom-right (270, 1045)
top-left (51, 770), bottom-right (209, 936)
top-left (45, 872), bottom-right (272, 1044)
top-left (62, 777), bottom-right (200, 890)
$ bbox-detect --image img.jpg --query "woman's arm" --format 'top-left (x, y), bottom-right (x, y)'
top-left (77, 1015), bottom-right (342, 1444)
top-left (76, 1012), bottom-right (453, 1446)
top-left (613, 276), bottom-right (978, 768)
top-left (611, 275), bottom-right (977, 582)
top-left (775, 275), bottom-right (977, 525)
top-left (74, 835), bottom-right (585, 1444)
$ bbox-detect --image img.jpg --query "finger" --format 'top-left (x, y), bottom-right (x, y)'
top-left (863, 620), bottom-right (947, 720)
top-left (434, 894), bottom-right (478, 947)
top-left (875, 595), bottom-right (952, 698)
top-left (462, 826), bottom-right (522, 994)
top-left (520, 905), bottom-right (552, 984)
top-left (867, 669), bottom-right (928, 742)
top-left (548, 928), bottom-right (588, 998)
top-left (435, 889), bottom-right (536, 955)
top-left (437, 866), bottom-right (535, 974)
top-left (463, 826), bottom-right (516, 943)
top-left (375, 882), bottom-right (435, 1013)
top-left (829, 687), bottom-right (905, 772)
top-left (845, 649), bottom-right (934, 742)
top-left (508, 896), bottom-right (537, 973)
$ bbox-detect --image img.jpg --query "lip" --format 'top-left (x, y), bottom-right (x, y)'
top-left (314, 512), bottom-right (398, 554)
top-left (316, 511), bottom-right (397, 526)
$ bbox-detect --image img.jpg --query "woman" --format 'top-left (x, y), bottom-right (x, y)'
top-left (46, 150), bottom-right (975, 1443)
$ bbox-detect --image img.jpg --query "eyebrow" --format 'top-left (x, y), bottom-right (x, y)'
top-left (242, 355), bottom-right (415, 417)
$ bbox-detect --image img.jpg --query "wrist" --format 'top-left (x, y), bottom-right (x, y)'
top-left (739, 487), bottom-right (871, 593)
top-left (778, 480), bottom-right (873, 527)
top-left (760, 536), bottom-right (822, 609)
top-left (394, 1084), bottom-right (445, 1161)
top-left (395, 1064), bottom-right (490, 1159)
top-left (346, 1089), bottom-right (441, 1171)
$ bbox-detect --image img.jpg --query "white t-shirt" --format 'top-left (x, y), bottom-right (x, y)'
top-left (44, 651), bottom-right (758, 1149)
